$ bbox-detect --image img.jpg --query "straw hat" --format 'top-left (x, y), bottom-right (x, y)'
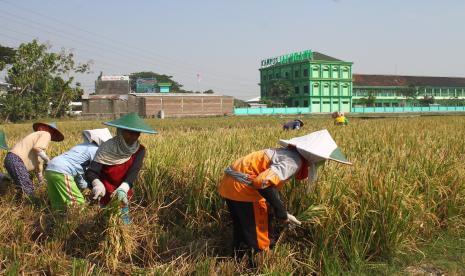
top-left (279, 129), bottom-right (351, 165)
top-left (32, 122), bottom-right (64, 142)
top-left (0, 130), bottom-right (8, 150)
top-left (295, 119), bottom-right (304, 126)
top-left (103, 112), bottom-right (157, 134)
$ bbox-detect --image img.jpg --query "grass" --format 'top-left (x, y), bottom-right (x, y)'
top-left (0, 115), bottom-right (464, 274)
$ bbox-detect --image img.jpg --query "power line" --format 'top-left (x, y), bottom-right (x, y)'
top-left (0, 0), bottom-right (258, 85)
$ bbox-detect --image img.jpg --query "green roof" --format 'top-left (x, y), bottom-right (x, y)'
top-left (157, 83), bottom-right (172, 87)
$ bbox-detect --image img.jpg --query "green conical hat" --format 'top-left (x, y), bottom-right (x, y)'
top-left (104, 112), bottom-right (157, 134)
top-left (279, 129), bottom-right (352, 165)
top-left (0, 130), bottom-right (8, 150)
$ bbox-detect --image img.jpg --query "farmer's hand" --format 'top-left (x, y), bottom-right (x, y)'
top-left (91, 179), bottom-right (106, 200)
top-left (37, 172), bottom-right (45, 184)
top-left (37, 149), bottom-right (50, 163)
top-left (286, 213), bottom-right (302, 226)
top-left (111, 182), bottom-right (129, 205)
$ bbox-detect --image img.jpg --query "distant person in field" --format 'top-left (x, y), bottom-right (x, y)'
top-left (3, 122), bottom-right (64, 197)
top-left (282, 119), bottom-right (304, 130)
top-left (218, 129), bottom-right (351, 254)
top-left (45, 128), bottom-right (112, 211)
top-left (332, 111), bottom-right (349, 126)
top-left (85, 113), bottom-right (157, 224)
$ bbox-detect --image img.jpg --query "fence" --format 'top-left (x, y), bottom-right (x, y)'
top-left (234, 106), bottom-right (465, 115)
top-left (352, 106), bottom-right (465, 113)
top-left (234, 107), bottom-right (311, 115)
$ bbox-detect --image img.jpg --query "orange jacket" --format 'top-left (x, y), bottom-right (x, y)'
top-left (218, 148), bottom-right (308, 202)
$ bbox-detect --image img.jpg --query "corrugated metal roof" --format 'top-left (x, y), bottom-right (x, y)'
top-left (130, 93), bottom-right (231, 97)
top-left (87, 94), bottom-right (128, 100)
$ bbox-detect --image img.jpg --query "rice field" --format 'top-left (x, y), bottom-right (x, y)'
top-left (0, 115), bottom-right (464, 275)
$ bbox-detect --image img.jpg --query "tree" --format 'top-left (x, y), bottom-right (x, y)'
top-left (418, 96), bottom-right (435, 106)
top-left (360, 91), bottom-right (377, 107)
top-left (234, 98), bottom-right (248, 108)
top-left (0, 40), bottom-right (90, 122)
top-left (401, 83), bottom-right (421, 106)
top-left (0, 45), bottom-right (16, 69)
top-left (129, 71), bottom-right (184, 92)
top-left (266, 80), bottom-right (293, 106)
top-left (203, 89), bottom-right (214, 94)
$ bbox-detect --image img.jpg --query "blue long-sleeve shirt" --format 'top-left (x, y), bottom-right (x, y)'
top-left (46, 142), bottom-right (98, 189)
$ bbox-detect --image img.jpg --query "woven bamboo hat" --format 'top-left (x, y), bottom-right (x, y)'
top-left (33, 122), bottom-right (64, 142)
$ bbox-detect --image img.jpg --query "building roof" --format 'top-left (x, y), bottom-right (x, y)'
top-left (312, 52), bottom-right (342, 62)
top-left (129, 93), bottom-right (231, 97)
top-left (245, 96), bottom-right (261, 103)
top-left (353, 74), bottom-right (465, 87)
top-left (87, 94), bottom-right (128, 100)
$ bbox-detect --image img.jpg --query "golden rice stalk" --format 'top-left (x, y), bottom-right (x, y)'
top-left (96, 198), bottom-right (136, 272)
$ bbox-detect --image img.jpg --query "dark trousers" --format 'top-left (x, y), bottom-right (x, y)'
top-left (225, 199), bottom-right (277, 252)
top-left (4, 152), bottom-right (34, 195)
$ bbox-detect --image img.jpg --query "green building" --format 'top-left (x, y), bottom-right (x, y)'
top-left (352, 74), bottom-right (465, 107)
top-left (135, 78), bottom-right (172, 93)
top-left (259, 50), bottom-right (353, 112)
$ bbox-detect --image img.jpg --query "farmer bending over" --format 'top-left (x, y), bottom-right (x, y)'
top-left (45, 128), bottom-right (112, 211)
top-left (218, 129), bottom-right (351, 254)
top-left (283, 119), bottom-right (304, 130)
top-left (85, 113), bottom-right (157, 224)
top-left (3, 122), bottom-right (64, 197)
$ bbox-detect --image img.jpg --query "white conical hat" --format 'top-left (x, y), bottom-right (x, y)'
top-left (82, 128), bottom-right (113, 146)
top-left (279, 129), bottom-right (352, 165)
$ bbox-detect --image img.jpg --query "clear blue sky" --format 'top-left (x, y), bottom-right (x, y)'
top-left (1, 0), bottom-right (464, 100)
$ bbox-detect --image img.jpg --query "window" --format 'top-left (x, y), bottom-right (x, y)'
top-left (312, 66), bottom-right (319, 78)
top-left (304, 100), bottom-right (309, 107)
top-left (303, 68), bottom-right (308, 77)
top-left (295, 70), bottom-right (299, 77)
top-left (304, 85), bottom-right (309, 93)
top-left (323, 66), bottom-right (330, 78)
top-left (312, 101), bottom-right (320, 104)
top-left (294, 101), bottom-right (299, 106)
top-left (342, 101), bottom-right (349, 104)
top-left (294, 86), bottom-right (299, 94)
top-left (285, 72), bottom-right (289, 79)
top-left (333, 66), bottom-right (339, 78)
top-left (268, 74), bottom-right (272, 80)
top-left (342, 67), bottom-right (349, 78)
top-left (275, 73), bottom-right (279, 79)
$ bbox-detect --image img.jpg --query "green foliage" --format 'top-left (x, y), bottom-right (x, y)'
top-left (0, 44), bottom-right (16, 70)
top-left (266, 80), bottom-right (293, 106)
top-left (360, 91), bottom-right (377, 107)
top-left (233, 98), bottom-right (248, 107)
top-left (260, 99), bottom-right (273, 107)
top-left (0, 40), bottom-right (90, 122)
top-left (419, 96), bottom-right (435, 106)
top-left (129, 71), bottom-right (183, 92)
top-left (401, 84), bottom-right (423, 106)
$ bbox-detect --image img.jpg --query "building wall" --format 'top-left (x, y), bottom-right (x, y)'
top-left (82, 95), bottom-right (233, 118)
top-left (142, 95), bottom-right (234, 117)
top-left (95, 80), bottom-right (130, 95)
top-left (352, 86), bottom-right (465, 107)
